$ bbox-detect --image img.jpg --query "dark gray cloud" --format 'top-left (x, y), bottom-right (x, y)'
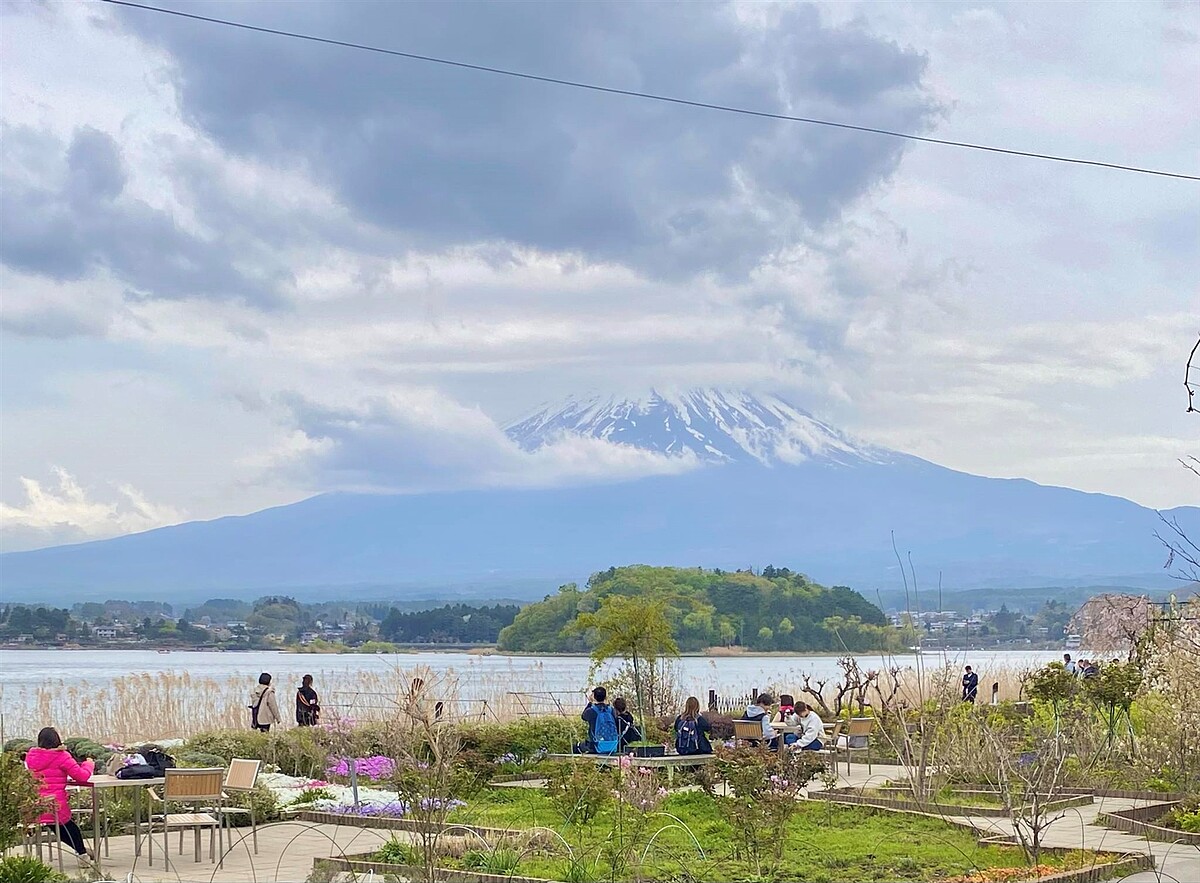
top-left (117, 0), bottom-right (937, 276)
top-left (0, 125), bottom-right (291, 317)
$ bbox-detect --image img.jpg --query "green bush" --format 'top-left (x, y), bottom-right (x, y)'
top-left (224, 782), bottom-right (281, 826)
top-left (0, 753), bottom-right (46, 853)
top-left (62, 737), bottom-right (111, 766)
top-left (0, 856), bottom-right (70, 883)
top-left (372, 836), bottom-right (419, 865)
top-left (174, 751), bottom-right (227, 768)
top-left (455, 717), bottom-right (582, 762)
top-left (462, 847), bottom-right (521, 874)
top-left (288, 786), bottom-right (334, 806)
top-left (1, 739), bottom-right (34, 758)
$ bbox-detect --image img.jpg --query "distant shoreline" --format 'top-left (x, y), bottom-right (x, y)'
top-left (0, 643), bottom-right (1071, 656)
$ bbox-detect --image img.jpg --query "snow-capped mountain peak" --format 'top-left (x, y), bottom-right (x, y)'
top-left (506, 389), bottom-right (889, 466)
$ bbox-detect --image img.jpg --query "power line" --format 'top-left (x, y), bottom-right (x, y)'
top-left (101, 0), bottom-right (1199, 182)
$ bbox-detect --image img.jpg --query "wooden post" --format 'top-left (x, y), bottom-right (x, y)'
top-left (708, 689), bottom-right (717, 712)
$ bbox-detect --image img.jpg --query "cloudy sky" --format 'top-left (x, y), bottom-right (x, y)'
top-left (2, 0), bottom-right (1197, 552)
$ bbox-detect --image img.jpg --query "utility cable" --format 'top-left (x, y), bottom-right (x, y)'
top-left (100, 0), bottom-right (1199, 182)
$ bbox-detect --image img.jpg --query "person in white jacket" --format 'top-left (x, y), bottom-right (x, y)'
top-left (794, 701), bottom-right (825, 751)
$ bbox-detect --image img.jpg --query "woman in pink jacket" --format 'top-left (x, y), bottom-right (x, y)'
top-left (25, 727), bottom-right (96, 866)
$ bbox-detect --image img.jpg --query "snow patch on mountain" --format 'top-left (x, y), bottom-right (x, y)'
top-left (506, 389), bottom-right (890, 466)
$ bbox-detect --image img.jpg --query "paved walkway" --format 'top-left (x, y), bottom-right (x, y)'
top-left (23, 763), bottom-right (1198, 882)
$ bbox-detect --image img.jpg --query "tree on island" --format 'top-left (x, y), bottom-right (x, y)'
top-left (569, 594), bottom-right (679, 742)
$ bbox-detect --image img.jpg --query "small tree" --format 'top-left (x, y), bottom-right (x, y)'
top-left (570, 595), bottom-right (679, 739)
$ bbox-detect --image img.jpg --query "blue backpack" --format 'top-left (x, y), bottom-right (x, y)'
top-left (675, 718), bottom-right (700, 755)
top-left (592, 704), bottom-right (620, 754)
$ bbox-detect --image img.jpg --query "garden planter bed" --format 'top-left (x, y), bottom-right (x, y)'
top-left (964, 842), bottom-right (1153, 883)
top-left (488, 771), bottom-right (549, 784)
top-left (1057, 786), bottom-right (1187, 802)
top-left (812, 787), bottom-right (1093, 817)
top-left (1096, 802), bottom-right (1200, 845)
top-left (314, 853), bottom-right (561, 883)
top-left (294, 810), bottom-right (527, 843)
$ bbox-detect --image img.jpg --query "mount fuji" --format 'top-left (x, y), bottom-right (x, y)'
top-left (2, 390), bottom-right (1195, 603)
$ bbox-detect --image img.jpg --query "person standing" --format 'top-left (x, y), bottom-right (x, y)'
top-left (296, 674), bottom-right (320, 726)
top-left (249, 672), bottom-right (282, 732)
top-left (25, 727), bottom-right (97, 870)
top-left (1063, 653), bottom-right (1078, 676)
top-left (961, 666), bottom-right (979, 703)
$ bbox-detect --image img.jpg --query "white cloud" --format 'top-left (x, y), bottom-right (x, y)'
top-left (0, 468), bottom-right (182, 550)
top-left (0, 0), bottom-right (1196, 548)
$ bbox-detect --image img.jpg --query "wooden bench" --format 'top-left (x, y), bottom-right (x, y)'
top-left (545, 753), bottom-right (715, 785)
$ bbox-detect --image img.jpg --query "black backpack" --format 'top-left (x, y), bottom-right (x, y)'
top-left (116, 746), bottom-right (177, 779)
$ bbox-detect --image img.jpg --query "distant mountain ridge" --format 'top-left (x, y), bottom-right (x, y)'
top-left (2, 390), bottom-right (1195, 603)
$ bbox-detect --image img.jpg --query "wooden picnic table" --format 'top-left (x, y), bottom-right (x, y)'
top-left (545, 752), bottom-right (715, 785)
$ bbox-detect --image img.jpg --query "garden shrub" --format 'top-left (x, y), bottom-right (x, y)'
top-left (174, 750), bottom-right (227, 768)
top-left (0, 752), bottom-right (48, 853)
top-left (373, 837), bottom-right (419, 866)
top-left (0, 856), bottom-right (70, 883)
top-left (63, 737), bottom-right (112, 766)
top-left (1161, 797), bottom-right (1200, 833)
top-left (545, 761), bottom-right (612, 824)
top-left (1, 739), bottom-right (34, 758)
top-left (455, 717), bottom-right (582, 763)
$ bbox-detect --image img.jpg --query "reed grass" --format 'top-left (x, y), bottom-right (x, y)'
top-left (0, 657), bottom-right (1037, 745)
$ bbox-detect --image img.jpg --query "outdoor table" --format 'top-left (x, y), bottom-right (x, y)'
top-left (77, 774), bottom-right (165, 874)
top-left (546, 752), bottom-right (715, 785)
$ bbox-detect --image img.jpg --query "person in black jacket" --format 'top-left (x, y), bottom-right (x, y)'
top-left (961, 666), bottom-right (979, 703)
top-left (612, 696), bottom-right (641, 749)
top-left (296, 674), bottom-right (320, 726)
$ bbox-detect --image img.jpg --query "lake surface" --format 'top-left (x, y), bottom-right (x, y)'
top-left (0, 647), bottom-right (1064, 696)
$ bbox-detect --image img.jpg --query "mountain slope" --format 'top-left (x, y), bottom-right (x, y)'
top-left (2, 391), bottom-right (1194, 601)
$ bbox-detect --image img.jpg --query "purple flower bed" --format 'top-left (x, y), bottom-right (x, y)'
top-left (327, 755), bottom-right (397, 780)
top-left (324, 801), bottom-right (410, 818)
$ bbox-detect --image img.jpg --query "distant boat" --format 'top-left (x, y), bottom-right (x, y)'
top-left (157, 649), bottom-right (171, 654)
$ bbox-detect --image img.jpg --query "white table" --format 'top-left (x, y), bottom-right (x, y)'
top-left (79, 774), bottom-right (165, 874)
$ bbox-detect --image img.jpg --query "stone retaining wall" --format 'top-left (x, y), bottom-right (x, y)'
top-left (812, 787), bottom-right (1093, 818)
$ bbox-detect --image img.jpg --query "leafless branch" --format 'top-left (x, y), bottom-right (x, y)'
top-left (1186, 334), bottom-right (1199, 414)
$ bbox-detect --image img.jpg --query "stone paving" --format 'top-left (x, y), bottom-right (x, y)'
top-left (25, 762), bottom-right (1199, 882)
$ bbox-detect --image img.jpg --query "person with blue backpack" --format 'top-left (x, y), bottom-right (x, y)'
top-left (575, 686), bottom-right (622, 754)
top-left (673, 696), bottom-right (713, 755)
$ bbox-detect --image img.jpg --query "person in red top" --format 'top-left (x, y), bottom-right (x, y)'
top-left (24, 727), bottom-right (96, 867)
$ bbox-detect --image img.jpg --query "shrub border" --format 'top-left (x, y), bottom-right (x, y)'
top-left (314, 852), bottom-right (560, 883)
top-left (315, 847), bottom-right (1151, 883)
top-left (1095, 802), bottom-right (1200, 845)
top-left (294, 810), bottom-right (524, 842)
top-left (811, 786), bottom-right (1093, 817)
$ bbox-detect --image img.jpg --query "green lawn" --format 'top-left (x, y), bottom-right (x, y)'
top-left (436, 786), bottom-right (1089, 882)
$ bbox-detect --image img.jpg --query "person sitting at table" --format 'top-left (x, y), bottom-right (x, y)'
top-left (673, 696), bottom-right (713, 755)
top-left (793, 701), bottom-right (825, 751)
top-left (612, 696), bottom-right (641, 749)
top-left (773, 693), bottom-right (799, 745)
top-left (742, 693), bottom-right (780, 750)
top-left (25, 727), bottom-right (97, 870)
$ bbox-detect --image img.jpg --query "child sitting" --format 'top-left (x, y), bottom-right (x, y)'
top-left (612, 696), bottom-right (642, 749)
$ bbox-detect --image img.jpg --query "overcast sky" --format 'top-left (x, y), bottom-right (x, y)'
top-left (2, 0), bottom-right (1197, 552)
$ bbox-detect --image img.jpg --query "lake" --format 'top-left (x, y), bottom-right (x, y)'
top-left (0, 646), bottom-right (1064, 709)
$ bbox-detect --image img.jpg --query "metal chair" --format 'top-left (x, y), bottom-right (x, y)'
top-left (148, 768), bottom-right (224, 865)
top-left (838, 717), bottom-right (876, 773)
top-left (213, 758), bottom-right (262, 855)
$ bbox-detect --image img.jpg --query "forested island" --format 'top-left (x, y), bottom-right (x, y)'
top-left (497, 565), bottom-right (900, 653)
